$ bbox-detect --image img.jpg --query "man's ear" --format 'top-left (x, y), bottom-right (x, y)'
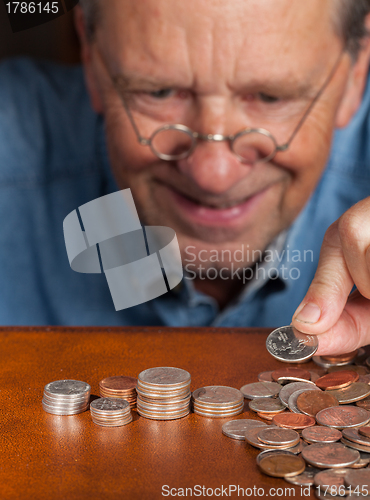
top-left (335, 14), bottom-right (370, 128)
top-left (74, 6), bottom-right (104, 114)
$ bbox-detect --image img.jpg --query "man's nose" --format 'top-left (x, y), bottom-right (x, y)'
top-left (176, 104), bottom-right (252, 195)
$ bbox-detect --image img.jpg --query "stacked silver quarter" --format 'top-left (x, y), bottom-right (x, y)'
top-left (90, 397), bottom-right (132, 427)
top-left (192, 386), bottom-right (244, 418)
top-left (42, 380), bottom-right (90, 415)
top-left (136, 367), bottom-right (191, 420)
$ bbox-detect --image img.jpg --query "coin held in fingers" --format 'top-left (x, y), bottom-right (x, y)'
top-left (266, 325), bottom-right (318, 363)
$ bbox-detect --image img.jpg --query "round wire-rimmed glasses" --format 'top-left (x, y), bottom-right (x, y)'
top-left (98, 48), bottom-right (344, 164)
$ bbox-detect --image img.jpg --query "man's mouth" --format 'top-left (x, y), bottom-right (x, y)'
top-left (160, 183), bottom-right (270, 226)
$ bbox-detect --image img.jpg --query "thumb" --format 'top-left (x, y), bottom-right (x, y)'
top-left (291, 221), bottom-right (354, 335)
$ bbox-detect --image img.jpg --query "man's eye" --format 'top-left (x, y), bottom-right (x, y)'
top-left (149, 89), bottom-right (174, 99)
top-left (258, 93), bottom-right (280, 103)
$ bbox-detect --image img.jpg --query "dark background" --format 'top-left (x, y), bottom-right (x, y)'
top-left (0, 0), bottom-right (80, 63)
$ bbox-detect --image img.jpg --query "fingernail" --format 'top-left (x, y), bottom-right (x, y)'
top-left (294, 302), bottom-right (321, 324)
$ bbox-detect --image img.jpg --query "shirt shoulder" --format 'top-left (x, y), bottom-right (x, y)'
top-left (328, 69), bottom-right (370, 178)
top-left (0, 57), bottom-right (101, 184)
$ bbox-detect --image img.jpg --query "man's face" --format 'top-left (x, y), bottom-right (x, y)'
top-left (84, 0), bottom-right (353, 272)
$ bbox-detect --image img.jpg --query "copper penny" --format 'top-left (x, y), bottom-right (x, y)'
top-left (302, 426), bottom-right (342, 444)
top-left (359, 426), bottom-right (370, 439)
top-left (315, 371), bottom-right (359, 390)
top-left (257, 427), bottom-right (300, 447)
top-left (321, 350), bottom-right (358, 364)
top-left (344, 468), bottom-right (370, 489)
top-left (99, 376), bottom-right (138, 391)
top-left (257, 371), bottom-right (274, 382)
top-left (256, 412), bottom-right (275, 421)
top-left (356, 395), bottom-right (370, 410)
top-left (358, 374), bottom-right (370, 385)
top-left (271, 367), bottom-right (311, 383)
top-left (313, 468), bottom-right (350, 490)
top-left (279, 381), bottom-right (320, 407)
top-left (272, 412), bottom-right (315, 430)
top-left (296, 390), bottom-right (338, 416)
top-left (258, 454), bottom-right (306, 478)
top-left (340, 437), bottom-right (370, 453)
top-left (316, 406), bottom-right (370, 429)
top-left (256, 449), bottom-right (295, 465)
top-left (328, 365), bottom-right (369, 375)
top-left (302, 442), bottom-right (360, 468)
top-left (342, 428), bottom-right (370, 447)
top-left (326, 382), bottom-right (370, 404)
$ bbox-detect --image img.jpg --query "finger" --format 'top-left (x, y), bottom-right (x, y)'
top-left (337, 198), bottom-right (370, 299)
top-left (314, 290), bottom-right (370, 355)
top-left (292, 220), bottom-right (354, 334)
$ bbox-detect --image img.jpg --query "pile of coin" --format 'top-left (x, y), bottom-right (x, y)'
top-left (221, 331), bottom-right (370, 497)
top-left (136, 367), bottom-right (191, 420)
top-left (42, 380), bottom-right (90, 415)
top-left (99, 376), bottom-right (137, 409)
top-left (90, 397), bottom-right (132, 427)
top-left (192, 386), bottom-right (244, 418)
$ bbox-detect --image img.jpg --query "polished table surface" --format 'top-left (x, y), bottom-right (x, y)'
top-left (0, 326), bottom-right (319, 500)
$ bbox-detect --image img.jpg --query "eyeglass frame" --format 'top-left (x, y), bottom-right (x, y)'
top-left (97, 47), bottom-right (345, 163)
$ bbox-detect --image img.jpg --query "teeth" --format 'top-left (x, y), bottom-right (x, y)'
top-left (205, 201), bottom-right (241, 209)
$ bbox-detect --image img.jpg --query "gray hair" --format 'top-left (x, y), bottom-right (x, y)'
top-left (79, 0), bottom-right (370, 58)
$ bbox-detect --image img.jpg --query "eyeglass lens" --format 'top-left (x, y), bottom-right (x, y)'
top-left (150, 127), bottom-right (277, 163)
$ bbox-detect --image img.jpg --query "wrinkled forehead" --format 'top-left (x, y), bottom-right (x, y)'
top-left (97, 0), bottom-right (342, 85)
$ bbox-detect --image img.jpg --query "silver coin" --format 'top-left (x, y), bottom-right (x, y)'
top-left (279, 382), bottom-right (321, 407)
top-left (302, 442), bottom-right (360, 468)
top-left (192, 386), bottom-right (243, 405)
top-left (222, 419), bottom-right (267, 440)
top-left (284, 465), bottom-right (321, 486)
top-left (90, 398), bottom-right (130, 412)
top-left (257, 427), bottom-right (300, 446)
top-left (138, 367), bottom-right (190, 387)
top-left (248, 398), bottom-right (285, 414)
top-left (240, 382), bottom-right (281, 399)
top-left (245, 426), bottom-right (292, 450)
top-left (312, 356), bottom-right (343, 369)
top-left (44, 380), bottom-right (90, 397)
top-left (326, 383), bottom-right (370, 404)
top-left (266, 325), bottom-right (318, 363)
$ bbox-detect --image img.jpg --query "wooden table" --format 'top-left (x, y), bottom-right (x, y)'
top-left (0, 327), bottom-right (318, 499)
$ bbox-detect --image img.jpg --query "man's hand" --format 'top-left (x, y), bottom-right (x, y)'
top-left (291, 197), bottom-right (370, 355)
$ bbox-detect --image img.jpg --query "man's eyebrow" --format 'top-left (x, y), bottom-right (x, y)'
top-left (112, 71), bottom-right (183, 91)
top-left (112, 71), bottom-right (317, 99)
top-left (240, 78), bottom-right (316, 99)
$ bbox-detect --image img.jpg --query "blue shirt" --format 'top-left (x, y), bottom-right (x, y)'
top-left (0, 57), bottom-right (369, 326)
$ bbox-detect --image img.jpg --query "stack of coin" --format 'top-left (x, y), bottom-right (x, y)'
top-left (136, 367), bottom-right (191, 420)
top-left (90, 398), bottom-right (132, 427)
top-left (99, 376), bottom-right (137, 409)
top-left (192, 386), bottom-right (244, 418)
top-left (42, 380), bottom-right (90, 415)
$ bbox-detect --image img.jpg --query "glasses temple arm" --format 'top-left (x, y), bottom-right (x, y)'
top-left (277, 50), bottom-right (345, 151)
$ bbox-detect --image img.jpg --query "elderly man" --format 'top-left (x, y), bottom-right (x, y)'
top-left (0, 0), bottom-right (369, 355)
